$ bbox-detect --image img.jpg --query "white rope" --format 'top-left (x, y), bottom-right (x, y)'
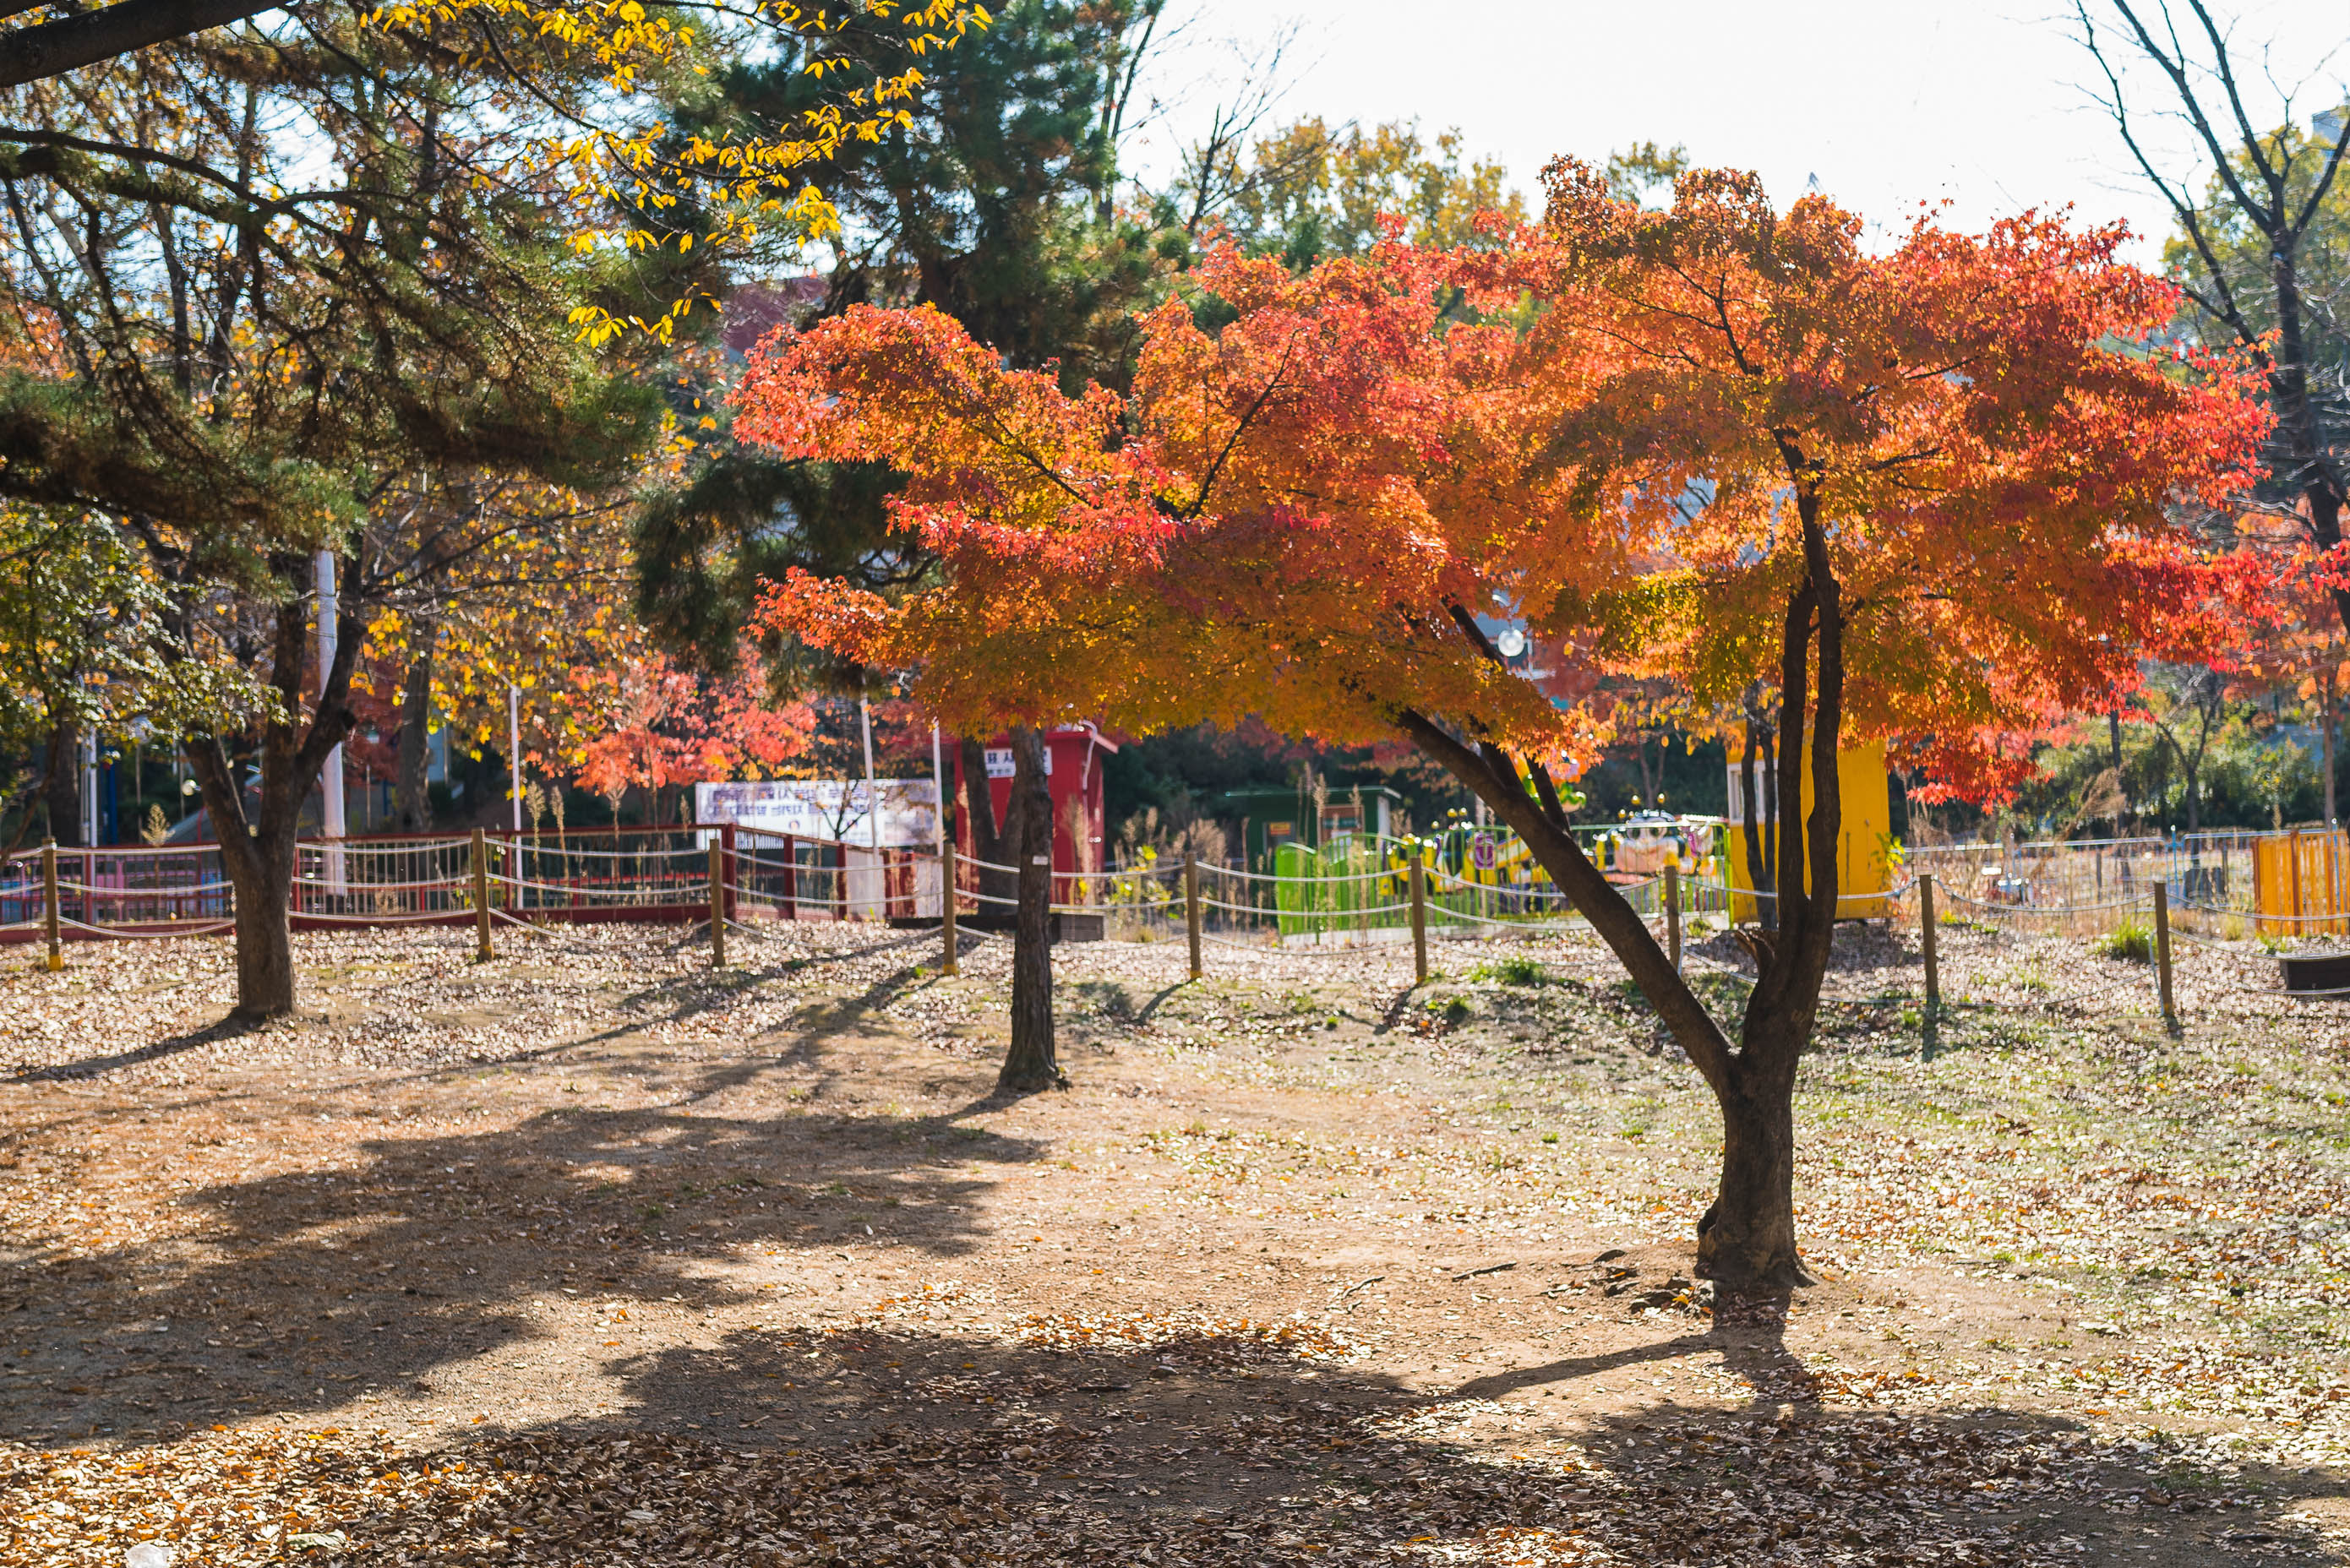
top-left (510, 842), bottom-right (705, 863)
top-left (1681, 880), bottom-right (1916, 909)
top-left (2167, 927), bottom-right (2258, 950)
top-left (1195, 929), bottom-right (1391, 956)
top-left (293, 909), bottom-right (468, 928)
top-left (17, 845), bottom-right (228, 863)
top-left (496, 874), bottom-right (701, 901)
top-left (1422, 905), bottom-right (1585, 932)
top-left (1428, 873), bottom-right (1582, 897)
top-left (290, 874), bottom-right (456, 892)
top-left (1938, 890), bottom-right (2150, 916)
top-left (2180, 902), bottom-right (2348, 927)
top-left (1681, 956), bottom-right (1758, 987)
top-left (1262, 901), bottom-right (1418, 918)
top-left (57, 916), bottom-right (235, 937)
top-left (732, 849), bottom-right (832, 873)
top-left (955, 852), bottom-right (1030, 876)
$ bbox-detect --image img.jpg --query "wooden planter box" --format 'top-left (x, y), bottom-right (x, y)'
top-left (2279, 950), bottom-right (2350, 994)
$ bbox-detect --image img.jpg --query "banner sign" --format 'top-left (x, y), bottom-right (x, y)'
top-left (695, 779), bottom-right (940, 847)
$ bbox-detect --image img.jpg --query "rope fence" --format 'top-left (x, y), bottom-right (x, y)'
top-left (15, 828), bottom-right (2350, 1024)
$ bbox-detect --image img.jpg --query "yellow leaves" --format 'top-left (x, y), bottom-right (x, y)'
top-left (358, 0), bottom-right (984, 347)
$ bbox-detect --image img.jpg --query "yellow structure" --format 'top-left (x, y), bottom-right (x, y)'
top-left (1719, 734), bottom-right (1894, 923)
top-left (2252, 829), bottom-right (2350, 936)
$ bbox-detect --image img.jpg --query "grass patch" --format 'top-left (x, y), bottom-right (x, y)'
top-left (2094, 920), bottom-right (2154, 964)
top-left (1469, 956), bottom-right (1548, 987)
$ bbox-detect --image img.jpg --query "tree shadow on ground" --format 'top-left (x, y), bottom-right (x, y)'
top-left (9, 1016), bottom-right (253, 1082)
top-left (176, 1303), bottom-right (2350, 1567)
top-left (0, 1039), bottom-right (1040, 1447)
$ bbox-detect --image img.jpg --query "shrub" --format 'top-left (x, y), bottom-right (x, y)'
top-left (2095, 920), bottom-right (2154, 963)
top-left (1469, 956), bottom-right (1547, 986)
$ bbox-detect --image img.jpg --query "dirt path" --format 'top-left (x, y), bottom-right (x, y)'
top-left (3, 921), bottom-right (2347, 1565)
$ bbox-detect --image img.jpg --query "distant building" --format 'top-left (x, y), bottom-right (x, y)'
top-left (1222, 783), bottom-right (1402, 872)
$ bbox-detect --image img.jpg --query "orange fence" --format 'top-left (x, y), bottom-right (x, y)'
top-left (2251, 829), bottom-right (2350, 937)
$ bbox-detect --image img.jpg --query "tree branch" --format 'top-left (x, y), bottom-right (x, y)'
top-left (0, 0), bottom-right (285, 90)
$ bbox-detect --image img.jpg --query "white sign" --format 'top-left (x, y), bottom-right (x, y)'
top-left (695, 779), bottom-right (939, 847)
top-left (983, 747), bottom-right (1051, 779)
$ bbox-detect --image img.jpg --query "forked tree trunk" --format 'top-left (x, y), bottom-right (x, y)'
top-left (997, 726), bottom-right (1060, 1092)
top-left (184, 573), bottom-right (363, 1026)
top-left (1395, 501), bottom-right (1846, 1299)
top-left (958, 735), bottom-right (1018, 912)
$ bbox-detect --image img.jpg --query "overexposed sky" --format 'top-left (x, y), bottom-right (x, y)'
top-left (1122, 0), bottom-right (2347, 262)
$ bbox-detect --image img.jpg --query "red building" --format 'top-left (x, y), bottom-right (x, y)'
top-left (951, 726), bottom-right (1119, 890)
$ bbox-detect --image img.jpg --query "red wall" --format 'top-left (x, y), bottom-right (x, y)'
top-left (951, 727), bottom-right (1116, 879)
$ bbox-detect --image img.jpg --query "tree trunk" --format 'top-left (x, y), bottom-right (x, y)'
top-left (224, 836), bottom-right (297, 1022)
top-left (184, 582), bottom-right (362, 1025)
top-left (2325, 672), bottom-right (2338, 826)
top-left (393, 630), bottom-right (434, 832)
top-left (2265, 246), bottom-right (2350, 649)
top-left (1697, 1055), bottom-right (1800, 1288)
top-left (2108, 710), bottom-right (2129, 834)
top-left (43, 716), bottom-right (82, 847)
top-left (997, 726), bottom-right (1060, 1093)
top-left (1389, 501), bottom-right (1846, 1302)
top-left (957, 734), bottom-right (1020, 912)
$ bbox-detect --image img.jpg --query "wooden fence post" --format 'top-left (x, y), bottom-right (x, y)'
top-left (41, 838), bottom-right (61, 972)
top-left (2154, 880), bottom-right (2176, 1026)
top-left (1184, 849), bottom-right (1202, 981)
top-left (709, 838), bottom-right (727, 970)
top-left (1920, 874), bottom-right (1940, 1014)
top-left (1409, 856), bottom-right (1428, 985)
top-left (1664, 863), bottom-right (1682, 973)
top-left (471, 828), bottom-right (493, 961)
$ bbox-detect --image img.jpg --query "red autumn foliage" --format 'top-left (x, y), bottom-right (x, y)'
top-left (738, 186), bottom-right (2265, 804)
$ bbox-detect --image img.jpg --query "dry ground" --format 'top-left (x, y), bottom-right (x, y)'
top-left (3, 913), bottom-right (2348, 1566)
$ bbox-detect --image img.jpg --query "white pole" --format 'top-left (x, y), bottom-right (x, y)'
top-left (859, 698), bottom-right (881, 916)
top-left (79, 729), bottom-right (97, 846)
top-left (508, 682), bottom-right (522, 833)
top-left (314, 551), bottom-right (345, 841)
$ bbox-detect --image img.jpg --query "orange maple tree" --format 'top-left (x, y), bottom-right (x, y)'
top-left (736, 169), bottom-right (2264, 1290)
top-left (569, 649), bottom-right (819, 821)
